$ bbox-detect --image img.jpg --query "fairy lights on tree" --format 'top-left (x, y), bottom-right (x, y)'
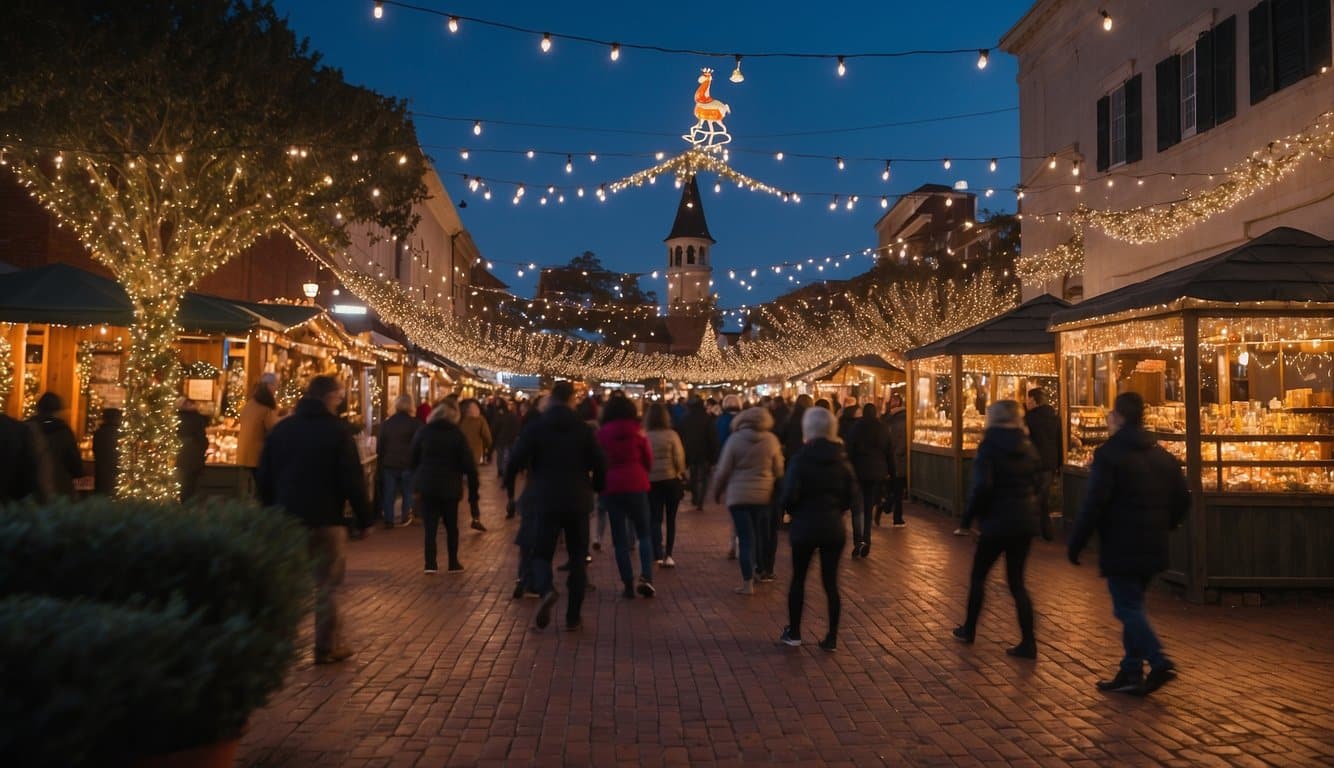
top-left (1, 0), bottom-right (426, 500)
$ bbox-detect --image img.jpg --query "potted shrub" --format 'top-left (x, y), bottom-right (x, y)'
top-left (0, 497), bottom-right (311, 766)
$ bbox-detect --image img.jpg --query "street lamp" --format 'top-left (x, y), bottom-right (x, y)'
top-left (302, 282), bottom-right (319, 300)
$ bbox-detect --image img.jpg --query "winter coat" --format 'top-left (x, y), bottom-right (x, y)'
top-left (378, 412), bottom-right (422, 471)
top-left (647, 427), bottom-right (686, 482)
top-left (236, 396), bottom-right (279, 467)
top-left (0, 414), bottom-right (40, 503)
top-left (846, 413), bottom-right (893, 483)
top-left (257, 397), bottom-right (372, 529)
top-left (409, 418), bottom-right (480, 502)
top-left (837, 409), bottom-right (858, 442)
top-left (597, 418), bottom-right (652, 495)
top-left (491, 410), bottom-right (521, 450)
top-left (176, 409), bottom-right (210, 479)
top-left (677, 404), bottom-right (718, 465)
top-left (458, 414), bottom-right (492, 463)
top-left (710, 407), bottom-right (783, 507)
top-left (883, 408), bottom-right (908, 476)
top-left (92, 413), bottom-right (121, 496)
top-left (961, 427), bottom-right (1042, 538)
top-left (503, 404), bottom-right (606, 514)
top-left (781, 405), bottom-right (808, 463)
top-left (780, 438), bottom-right (858, 539)
top-left (1069, 425), bottom-right (1190, 578)
top-left (1024, 403), bottom-right (1062, 471)
top-left (30, 415), bottom-right (83, 498)
top-left (716, 409), bottom-right (739, 449)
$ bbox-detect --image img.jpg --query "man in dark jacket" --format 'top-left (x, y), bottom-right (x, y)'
top-left (258, 376), bottom-right (373, 665)
top-left (881, 394), bottom-right (909, 527)
top-left (1069, 392), bottom-right (1190, 696)
top-left (675, 398), bottom-right (717, 511)
top-left (0, 411), bottom-right (40, 503)
top-left (29, 392), bottom-right (83, 498)
top-left (410, 400), bottom-right (480, 573)
top-left (1024, 388), bottom-right (1061, 541)
top-left (504, 381), bottom-right (607, 631)
top-left (378, 394), bottom-right (422, 528)
top-left (91, 408), bottom-right (121, 496)
top-left (490, 400), bottom-right (522, 518)
top-left (845, 403), bottom-right (893, 557)
top-left (176, 399), bottom-right (209, 502)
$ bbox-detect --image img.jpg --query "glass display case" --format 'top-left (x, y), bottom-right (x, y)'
top-left (912, 356), bottom-right (953, 449)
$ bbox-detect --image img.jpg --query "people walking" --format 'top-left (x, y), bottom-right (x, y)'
top-left (1024, 388), bottom-right (1060, 541)
top-left (457, 399), bottom-right (492, 531)
top-left (1068, 392), bottom-right (1190, 695)
top-left (237, 372), bottom-right (280, 474)
top-left (29, 392), bottom-right (83, 499)
top-left (0, 410), bottom-right (41, 503)
top-left (952, 400), bottom-right (1042, 659)
top-left (503, 381), bottom-right (607, 631)
top-left (716, 394), bottom-right (742, 448)
top-left (778, 406), bottom-right (857, 652)
top-left (410, 399), bottom-right (480, 574)
top-left (846, 403), bottom-right (892, 558)
top-left (256, 376), bottom-right (373, 665)
top-left (378, 394), bottom-right (422, 528)
top-left (676, 397), bottom-right (718, 511)
top-left (882, 393), bottom-right (909, 527)
top-left (597, 396), bottom-right (656, 599)
top-left (645, 402), bottom-right (686, 568)
top-left (711, 406), bottom-right (784, 593)
top-left (176, 398), bottom-right (209, 502)
top-left (491, 400), bottom-right (521, 517)
top-left (91, 407), bottom-right (121, 496)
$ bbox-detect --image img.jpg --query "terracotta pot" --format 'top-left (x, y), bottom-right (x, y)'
top-left (132, 738), bottom-right (239, 768)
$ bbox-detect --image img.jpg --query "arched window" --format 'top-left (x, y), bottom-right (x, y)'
top-left (700, 246), bottom-right (708, 265)
top-left (687, 245), bottom-right (696, 264)
top-left (674, 245), bottom-right (683, 266)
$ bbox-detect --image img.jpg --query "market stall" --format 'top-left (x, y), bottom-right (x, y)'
top-left (1050, 227), bottom-right (1334, 597)
top-left (904, 294), bottom-right (1068, 515)
top-left (793, 354), bottom-right (905, 410)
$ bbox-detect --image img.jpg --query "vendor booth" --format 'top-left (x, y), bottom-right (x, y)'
top-left (1050, 227), bottom-right (1334, 597)
top-left (904, 294), bottom-right (1069, 515)
top-left (793, 354), bottom-right (905, 410)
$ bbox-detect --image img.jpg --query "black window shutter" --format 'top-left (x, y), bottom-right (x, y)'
top-left (1250, 0), bottom-right (1275, 103)
top-left (1274, 0), bottom-right (1307, 89)
top-left (1309, 0), bottom-right (1332, 75)
top-left (1196, 29), bottom-right (1216, 132)
top-left (1156, 55), bottom-right (1182, 150)
top-left (1125, 74), bottom-right (1143, 164)
top-left (1096, 95), bottom-right (1110, 171)
top-left (1214, 16), bottom-right (1238, 123)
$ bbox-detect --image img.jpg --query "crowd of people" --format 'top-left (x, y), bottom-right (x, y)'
top-left (0, 377), bottom-right (1190, 696)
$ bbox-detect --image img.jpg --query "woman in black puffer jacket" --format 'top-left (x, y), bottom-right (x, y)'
top-left (410, 400), bottom-right (480, 574)
top-left (777, 406), bottom-right (859, 652)
top-left (953, 399), bottom-right (1042, 658)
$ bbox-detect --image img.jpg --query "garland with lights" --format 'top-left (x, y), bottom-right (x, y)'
top-left (0, 336), bottom-right (13, 405)
top-left (21, 369), bottom-right (40, 419)
top-left (1015, 229), bottom-right (1084, 285)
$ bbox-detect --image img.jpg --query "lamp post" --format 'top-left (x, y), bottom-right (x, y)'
top-left (302, 282), bottom-right (319, 303)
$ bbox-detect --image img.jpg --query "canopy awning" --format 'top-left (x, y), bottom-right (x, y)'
top-left (229, 299), bottom-right (322, 331)
top-left (1050, 227), bottom-right (1334, 330)
top-left (0, 262), bottom-right (287, 333)
top-left (790, 353), bottom-right (903, 383)
top-left (906, 293), bottom-right (1070, 360)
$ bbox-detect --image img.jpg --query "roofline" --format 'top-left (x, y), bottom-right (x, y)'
top-left (872, 187), bottom-right (979, 230)
top-left (999, 0), bottom-right (1062, 54)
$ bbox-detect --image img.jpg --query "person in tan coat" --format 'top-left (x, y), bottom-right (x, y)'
top-left (457, 399), bottom-right (492, 530)
top-left (710, 406), bottom-right (784, 594)
top-left (237, 373), bottom-right (280, 470)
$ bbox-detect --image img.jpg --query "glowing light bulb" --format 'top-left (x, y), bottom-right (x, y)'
top-left (589, 154), bottom-right (597, 162)
top-left (373, 2), bottom-right (383, 20)
top-left (977, 49), bottom-right (989, 69)
top-left (943, 158), bottom-right (951, 170)
top-left (945, 197), bottom-right (953, 207)
top-left (540, 33), bottom-right (552, 53)
top-left (836, 156), bottom-right (844, 170)
top-left (836, 56), bottom-right (846, 77)
top-left (526, 149), bottom-right (534, 159)
top-left (473, 120), bottom-right (482, 136)
top-left (1101, 10), bottom-right (1113, 31)
top-left (714, 182), bottom-right (721, 193)
top-left (448, 16), bottom-right (459, 33)
top-left (1048, 155), bottom-right (1057, 169)
top-left (775, 151), bottom-right (784, 161)
top-left (610, 43), bottom-right (620, 61)
top-left (460, 149), bottom-right (469, 159)
top-left (989, 158), bottom-right (997, 172)
top-left (730, 55), bottom-right (744, 83)
top-left (565, 155), bottom-right (573, 173)
top-left (881, 196), bottom-right (889, 208)
top-left (398, 154), bottom-right (407, 165)
top-left (1072, 161), bottom-right (1080, 176)
top-left (655, 151), bottom-right (665, 160)
top-left (1239, 350), bottom-right (1250, 367)
top-left (829, 195), bottom-right (839, 211)
top-left (882, 161), bottom-right (892, 181)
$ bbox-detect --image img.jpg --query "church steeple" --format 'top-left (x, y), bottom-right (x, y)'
top-left (665, 175), bottom-right (715, 243)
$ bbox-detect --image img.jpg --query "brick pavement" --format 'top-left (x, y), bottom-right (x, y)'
top-left (239, 471), bottom-right (1334, 767)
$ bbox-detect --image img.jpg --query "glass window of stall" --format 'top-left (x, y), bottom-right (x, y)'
top-left (962, 354), bottom-right (1059, 452)
top-left (911, 356), bottom-right (954, 449)
top-left (1060, 317), bottom-right (1186, 468)
top-left (1197, 316), bottom-right (1334, 493)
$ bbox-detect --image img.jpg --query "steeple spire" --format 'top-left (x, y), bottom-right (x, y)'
top-left (664, 175), bottom-right (715, 243)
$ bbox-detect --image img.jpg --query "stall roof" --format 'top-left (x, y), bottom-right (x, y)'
top-left (0, 262), bottom-right (280, 333)
top-left (1050, 227), bottom-right (1334, 329)
top-left (791, 353), bottom-right (903, 382)
top-left (906, 293), bottom-right (1070, 360)
top-left (229, 299), bottom-right (322, 331)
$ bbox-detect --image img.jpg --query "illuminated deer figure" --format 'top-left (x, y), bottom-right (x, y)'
top-left (684, 68), bottom-right (732, 147)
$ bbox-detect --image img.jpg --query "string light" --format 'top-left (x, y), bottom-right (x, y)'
top-left (977, 49), bottom-right (989, 69)
top-left (448, 15), bottom-right (459, 33)
top-left (565, 155), bottom-right (573, 173)
top-left (837, 56), bottom-right (846, 77)
top-left (540, 33), bottom-right (552, 53)
top-left (610, 43), bottom-right (620, 61)
top-left (730, 55), bottom-right (745, 83)
top-left (882, 160), bottom-right (892, 181)
top-left (989, 158), bottom-right (997, 172)
top-left (1101, 10), bottom-right (1113, 31)
top-left (943, 158), bottom-right (951, 170)
top-left (373, 1), bottom-right (383, 19)
top-left (836, 156), bottom-right (845, 170)
top-left (473, 120), bottom-right (482, 135)
top-left (1016, 229), bottom-right (1084, 284)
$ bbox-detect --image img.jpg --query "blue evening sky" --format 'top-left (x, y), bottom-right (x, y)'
top-left (273, 0), bottom-right (1033, 320)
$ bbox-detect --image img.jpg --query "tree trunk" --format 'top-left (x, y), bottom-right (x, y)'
top-left (116, 293), bottom-right (183, 501)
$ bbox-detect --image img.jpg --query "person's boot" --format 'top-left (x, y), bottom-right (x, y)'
top-left (734, 579), bottom-right (754, 595)
top-left (952, 626), bottom-right (975, 644)
top-left (1006, 640), bottom-right (1037, 659)
top-left (471, 517), bottom-right (487, 532)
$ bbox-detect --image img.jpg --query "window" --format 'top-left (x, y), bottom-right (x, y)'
top-left (1109, 84), bottom-right (1127, 166)
top-left (1250, 0), bottom-right (1332, 104)
top-left (686, 246), bottom-right (696, 265)
top-left (1180, 45), bottom-right (1197, 137)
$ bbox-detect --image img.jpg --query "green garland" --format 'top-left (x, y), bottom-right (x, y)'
top-left (0, 336), bottom-right (13, 405)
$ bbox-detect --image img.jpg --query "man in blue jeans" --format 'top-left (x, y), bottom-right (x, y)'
top-left (1068, 392), bottom-right (1190, 696)
top-left (377, 394), bottom-right (422, 528)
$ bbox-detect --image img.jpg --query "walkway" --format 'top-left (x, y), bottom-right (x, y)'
top-left (239, 472), bottom-right (1334, 767)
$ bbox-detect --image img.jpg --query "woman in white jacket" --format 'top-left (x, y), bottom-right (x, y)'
top-left (710, 406), bottom-right (784, 594)
top-left (644, 402), bottom-right (687, 567)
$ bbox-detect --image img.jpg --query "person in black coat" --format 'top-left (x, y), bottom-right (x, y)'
top-left (845, 403), bottom-right (893, 558)
top-left (92, 408), bottom-right (121, 496)
top-left (410, 399), bottom-right (480, 573)
top-left (490, 400), bottom-right (522, 517)
top-left (953, 400), bottom-right (1042, 659)
top-left (176, 399), bottom-right (209, 502)
top-left (378, 395), bottom-right (423, 528)
top-left (675, 398), bottom-right (717, 511)
top-left (782, 394), bottom-right (813, 465)
top-left (504, 381), bottom-right (607, 631)
top-left (257, 376), bottom-right (372, 665)
top-left (0, 412), bottom-right (41, 503)
top-left (29, 392), bottom-right (83, 498)
top-left (1069, 392), bottom-right (1189, 696)
top-left (1024, 388), bottom-right (1061, 541)
top-left (777, 406), bottom-right (859, 652)
top-left (881, 394), bottom-right (909, 527)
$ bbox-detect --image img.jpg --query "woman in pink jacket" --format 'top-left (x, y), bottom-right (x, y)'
top-left (597, 395), bottom-right (656, 599)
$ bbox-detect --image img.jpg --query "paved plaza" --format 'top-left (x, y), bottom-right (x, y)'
top-left (240, 474), bottom-right (1334, 767)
